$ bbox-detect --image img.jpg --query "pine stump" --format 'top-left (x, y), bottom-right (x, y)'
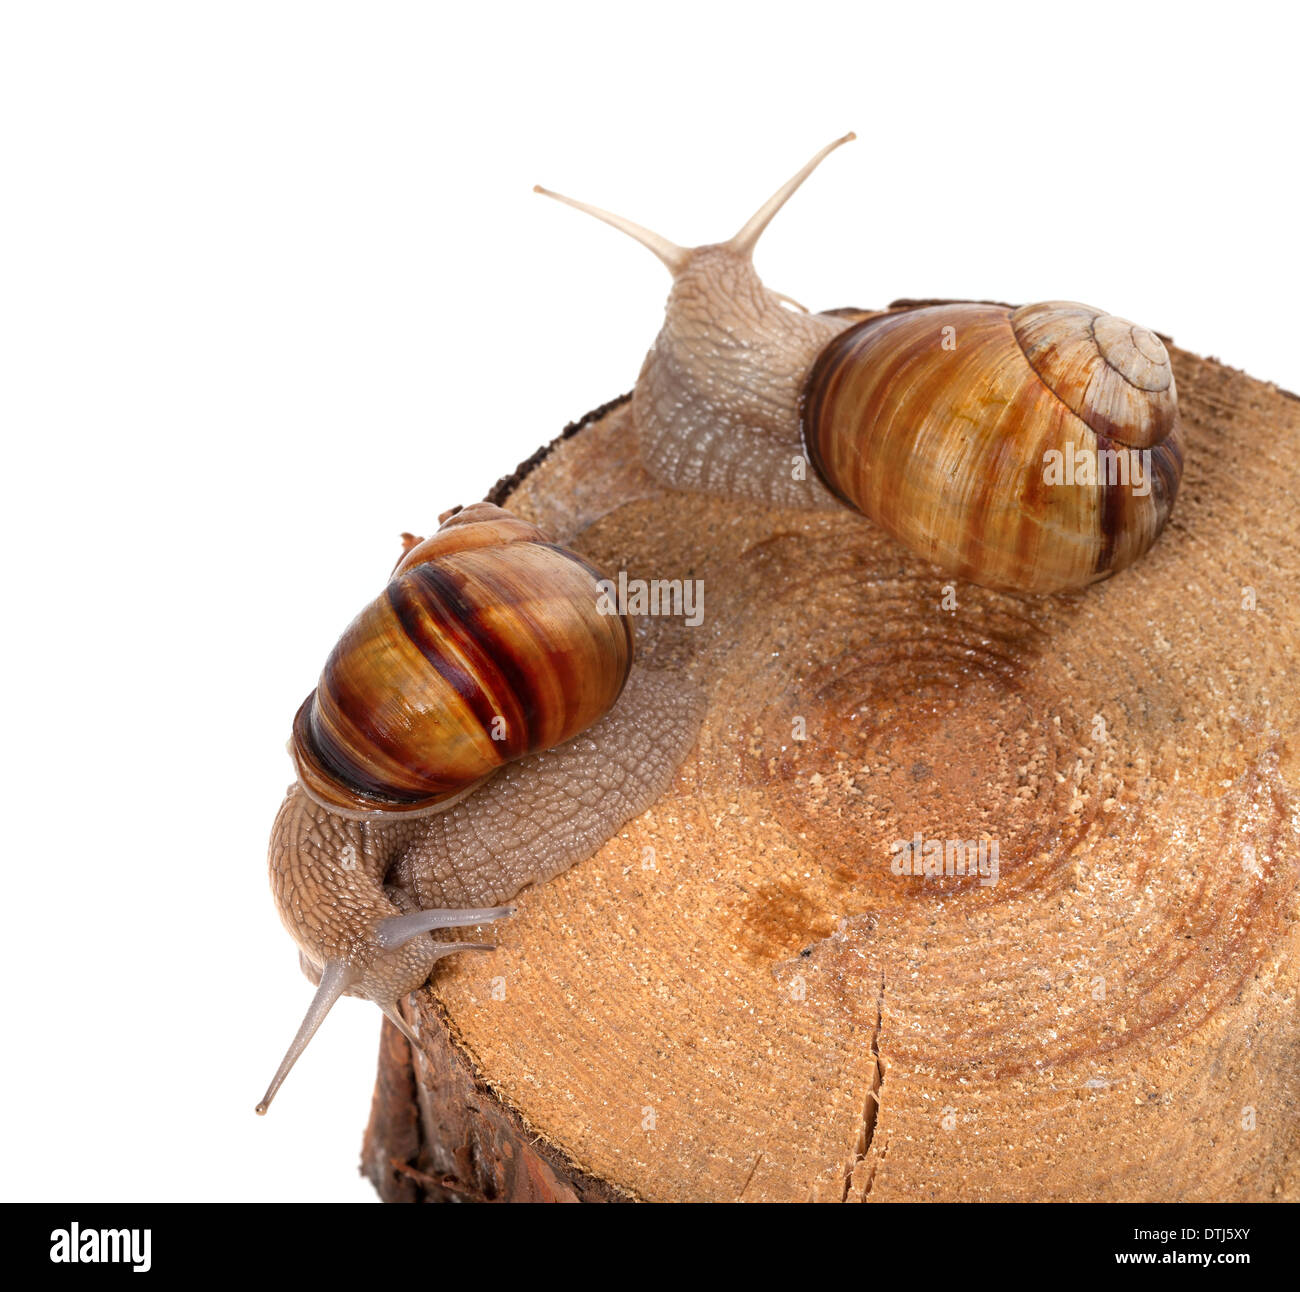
top-left (361, 320), bottom-right (1300, 1203)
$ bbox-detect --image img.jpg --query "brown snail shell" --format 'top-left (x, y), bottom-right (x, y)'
top-left (802, 301), bottom-right (1185, 594)
top-left (291, 503), bottom-right (633, 816)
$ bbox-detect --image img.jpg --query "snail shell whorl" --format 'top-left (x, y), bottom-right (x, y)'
top-left (801, 301), bottom-right (1184, 594)
top-left (1011, 301), bottom-right (1177, 449)
top-left (292, 503), bottom-right (633, 816)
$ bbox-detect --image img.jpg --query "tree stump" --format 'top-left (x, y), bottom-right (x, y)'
top-left (361, 325), bottom-right (1300, 1203)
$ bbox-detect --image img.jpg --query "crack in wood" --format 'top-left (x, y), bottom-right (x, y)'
top-left (737, 1151), bottom-right (764, 1200)
top-left (842, 970), bottom-right (886, 1202)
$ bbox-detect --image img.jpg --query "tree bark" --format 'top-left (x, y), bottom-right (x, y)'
top-left (361, 317), bottom-right (1300, 1203)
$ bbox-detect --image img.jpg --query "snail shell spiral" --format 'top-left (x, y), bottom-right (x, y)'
top-left (801, 301), bottom-right (1185, 594)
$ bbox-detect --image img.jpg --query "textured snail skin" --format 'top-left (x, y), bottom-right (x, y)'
top-left (803, 302), bottom-right (1185, 593)
top-left (537, 136), bottom-right (1184, 594)
top-left (275, 666), bottom-right (703, 927)
top-left (259, 505), bottom-right (702, 1113)
top-left (633, 246), bottom-right (851, 509)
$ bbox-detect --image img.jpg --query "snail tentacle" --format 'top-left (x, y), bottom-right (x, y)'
top-left (375, 905), bottom-right (514, 950)
top-left (725, 130), bottom-right (855, 258)
top-left (378, 1002), bottom-right (426, 1051)
top-left (532, 184), bottom-right (687, 274)
top-left (255, 959), bottom-right (355, 1115)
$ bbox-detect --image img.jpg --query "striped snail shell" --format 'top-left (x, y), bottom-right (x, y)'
top-left (291, 502), bottom-right (633, 817)
top-left (538, 135), bottom-right (1185, 595)
top-left (802, 301), bottom-right (1184, 593)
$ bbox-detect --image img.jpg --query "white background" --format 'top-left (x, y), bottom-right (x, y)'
top-left (1, 2), bottom-right (1295, 1201)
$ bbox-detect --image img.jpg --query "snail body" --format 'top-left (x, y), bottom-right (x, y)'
top-left (260, 503), bottom-right (700, 1113)
top-left (537, 136), bottom-right (1184, 594)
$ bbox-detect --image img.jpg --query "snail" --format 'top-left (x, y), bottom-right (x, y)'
top-left (536, 135), bottom-right (1184, 594)
top-left (259, 502), bottom-right (701, 1113)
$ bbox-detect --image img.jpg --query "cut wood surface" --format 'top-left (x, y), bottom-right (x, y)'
top-left (362, 325), bottom-right (1300, 1202)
